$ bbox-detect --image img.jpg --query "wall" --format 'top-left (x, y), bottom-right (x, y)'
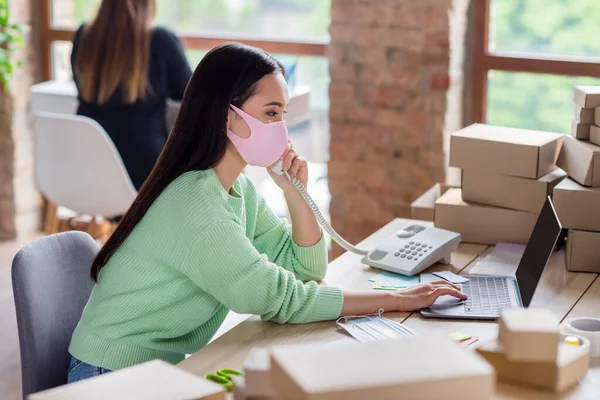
top-left (0, 0), bottom-right (40, 240)
top-left (327, 0), bottom-right (470, 257)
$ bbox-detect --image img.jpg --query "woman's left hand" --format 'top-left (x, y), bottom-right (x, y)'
top-left (267, 140), bottom-right (309, 191)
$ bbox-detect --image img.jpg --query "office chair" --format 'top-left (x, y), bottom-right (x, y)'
top-left (11, 231), bottom-right (99, 398)
top-left (33, 112), bottom-right (137, 238)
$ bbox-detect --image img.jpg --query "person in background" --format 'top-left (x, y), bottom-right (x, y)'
top-left (71, 0), bottom-right (192, 190)
top-left (67, 43), bottom-right (466, 383)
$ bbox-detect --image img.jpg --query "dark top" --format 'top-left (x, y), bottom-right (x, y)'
top-left (71, 25), bottom-right (192, 190)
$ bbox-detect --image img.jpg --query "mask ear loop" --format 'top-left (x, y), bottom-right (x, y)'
top-left (336, 309), bottom-right (386, 325)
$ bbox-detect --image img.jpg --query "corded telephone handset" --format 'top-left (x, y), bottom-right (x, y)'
top-left (270, 161), bottom-right (461, 276)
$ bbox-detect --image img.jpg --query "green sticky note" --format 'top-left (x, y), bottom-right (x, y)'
top-left (372, 282), bottom-right (406, 291)
top-left (448, 332), bottom-right (472, 342)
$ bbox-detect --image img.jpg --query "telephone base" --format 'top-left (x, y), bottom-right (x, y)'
top-left (361, 224), bottom-right (461, 276)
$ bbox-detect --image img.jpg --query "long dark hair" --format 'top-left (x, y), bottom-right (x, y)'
top-left (91, 43), bottom-right (284, 281)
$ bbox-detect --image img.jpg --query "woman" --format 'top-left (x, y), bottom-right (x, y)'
top-left (71, 0), bottom-right (192, 190)
top-left (67, 43), bottom-right (466, 383)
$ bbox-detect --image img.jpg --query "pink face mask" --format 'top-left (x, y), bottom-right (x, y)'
top-left (226, 104), bottom-right (289, 167)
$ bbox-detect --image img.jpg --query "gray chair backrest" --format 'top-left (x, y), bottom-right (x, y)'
top-left (12, 231), bottom-right (99, 398)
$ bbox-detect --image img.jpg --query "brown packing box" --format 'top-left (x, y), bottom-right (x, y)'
top-left (462, 168), bottom-right (566, 213)
top-left (449, 123), bottom-right (563, 179)
top-left (590, 124), bottom-right (600, 146)
top-left (574, 105), bottom-right (595, 124)
top-left (571, 118), bottom-right (590, 140)
top-left (476, 339), bottom-right (589, 392)
top-left (566, 230), bottom-right (600, 273)
top-left (28, 360), bottom-right (226, 400)
top-left (498, 308), bottom-right (560, 362)
top-left (243, 348), bottom-right (277, 398)
top-left (269, 335), bottom-right (494, 400)
top-left (596, 107), bottom-right (600, 125)
top-left (553, 177), bottom-right (600, 231)
top-left (434, 188), bottom-right (538, 245)
top-left (410, 183), bottom-right (453, 221)
top-left (556, 134), bottom-right (600, 187)
top-left (574, 86), bottom-right (600, 108)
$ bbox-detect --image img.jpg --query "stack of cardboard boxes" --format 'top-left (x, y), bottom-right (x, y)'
top-left (433, 123), bottom-right (565, 245)
top-left (233, 336), bottom-right (495, 399)
top-left (476, 308), bottom-right (590, 393)
top-left (552, 86), bottom-right (600, 273)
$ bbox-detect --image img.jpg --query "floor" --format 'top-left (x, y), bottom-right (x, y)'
top-left (0, 238), bottom-right (31, 399)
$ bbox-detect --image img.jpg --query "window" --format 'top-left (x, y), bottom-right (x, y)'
top-left (472, 0), bottom-right (600, 131)
top-left (43, 0), bottom-right (330, 113)
top-left (52, 0), bottom-right (330, 41)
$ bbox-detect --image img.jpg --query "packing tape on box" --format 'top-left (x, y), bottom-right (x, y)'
top-left (561, 317), bottom-right (600, 357)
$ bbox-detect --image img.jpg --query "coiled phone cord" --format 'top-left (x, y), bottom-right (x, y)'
top-left (280, 168), bottom-right (369, 256)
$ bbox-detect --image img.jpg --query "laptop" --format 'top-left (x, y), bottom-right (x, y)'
top-left (420, 196), bottom-right (562, 320)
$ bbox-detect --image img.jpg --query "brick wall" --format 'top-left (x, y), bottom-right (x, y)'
top-left (327, 0), bottom-right (470, 257)
top-left (0, 0), bottom-right (39, 240)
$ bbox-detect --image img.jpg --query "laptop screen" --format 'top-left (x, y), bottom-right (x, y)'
top-left (515, 196), bottom-right (562, 307)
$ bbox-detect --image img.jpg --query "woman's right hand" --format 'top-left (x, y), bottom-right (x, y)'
top-left (340, 280), bottom-right (467, 317)
top-left (389, 280), bottom-right (467, 311)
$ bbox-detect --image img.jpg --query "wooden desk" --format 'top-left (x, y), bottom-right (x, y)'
top-left (178, 219), bottom-right (600, 398)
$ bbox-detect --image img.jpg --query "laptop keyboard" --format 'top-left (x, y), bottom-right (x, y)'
top-left (461, 277), bottom-right (512, 316)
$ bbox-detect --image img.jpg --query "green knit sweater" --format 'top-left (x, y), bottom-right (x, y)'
top-left (69, 169), bottom-right (343, 370)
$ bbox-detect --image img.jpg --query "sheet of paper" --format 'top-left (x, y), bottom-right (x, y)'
top-left (369, 271), bottom-right (420, 287)
top-left (432, 271), bottom-right (469, 284)
top-left (484, 242), bottom-right (526, 264)
top-left (470, 242), bottom-right (525, 276)
top-left (470, 260), bottom-right (518, 276)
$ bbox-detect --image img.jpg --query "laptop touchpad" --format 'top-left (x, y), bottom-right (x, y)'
top-left (428, 295), bottom-right (464, 311)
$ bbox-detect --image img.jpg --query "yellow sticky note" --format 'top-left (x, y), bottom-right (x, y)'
top-left (448, 332), bottom-right (472, 342)
top-left (372, 282), bottom-right (406, 291)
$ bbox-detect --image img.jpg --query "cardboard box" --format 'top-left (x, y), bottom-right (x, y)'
top-left (28, 360), bottom-right (225, 400)
top-left (434, 189), bottom-right (538, 245)
top-left (590, 124), bottom-right (600, 146)
top-left (498, 308), bottom-right (560, 362)
top-left (596, 107), bottom-right (600, 125)
top-left (553, 177), bottom-right (600, 231)
top-left (556, 134), bottom-right (600, 187)
top-left (574, 86), bottom-right (600, 108)
top-left (476, 339), bottom-right (589, 392)
top-left (449, 124), bottom-right (563, 179)
top-left (411, 183), bottom-right (453, 221)
top-left (243, 348), bottom-right (277, 398)
top-left (462, 168), bottom-right (566, 213)
top-left (270, 335), bottom-right (494, 400)
top-left (566, 230), bottom-right (600, 273)
top-left (571, 118), bottom-right (591, 140)
top-left (574, 105), bottom-right (595, 124)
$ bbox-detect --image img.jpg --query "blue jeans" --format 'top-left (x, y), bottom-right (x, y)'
top-left (67, 356), bottom-right (112, 383)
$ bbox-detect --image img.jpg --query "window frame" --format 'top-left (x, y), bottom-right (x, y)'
top-left (38, 0), bottom-right (328, 81)
top-left (471, 0), bottom-right (600, 124)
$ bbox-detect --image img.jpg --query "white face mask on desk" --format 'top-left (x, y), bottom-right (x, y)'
top-left (336, 309), bottom-right (417, 342)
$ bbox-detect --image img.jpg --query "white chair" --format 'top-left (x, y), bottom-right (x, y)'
top-left (34, 112), bottom-right (137, 235)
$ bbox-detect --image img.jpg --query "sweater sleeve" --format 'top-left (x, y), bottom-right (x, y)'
top-left (252, 193), bottom-right (329, 282)
top-left (181, 221), bottom-right (343, 324)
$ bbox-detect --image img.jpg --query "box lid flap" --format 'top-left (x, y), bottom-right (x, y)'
top-left (453, 124), bottom-right (562, 147)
